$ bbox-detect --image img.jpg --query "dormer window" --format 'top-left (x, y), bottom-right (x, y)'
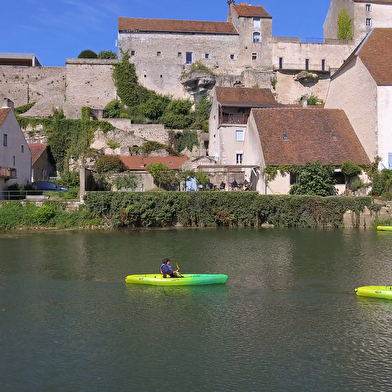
top-left (253, 32), bottom-right (261, 43)
top-left (283, 134), bottom-right (289, 141)
top-left (253, 18), bottom-right (261, 28)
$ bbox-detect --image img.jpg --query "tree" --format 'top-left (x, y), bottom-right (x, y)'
top-left (289, 162), bottom-right (338, 196)
top-left (98, 50), bottom-right (117, 59)
top-left (337, 8), bottom-right (353, 40)
top-left (146, 163), bottom-right (175, 190)
top-left (78, 50), bottom-right (98, 59)
top-left (95, 155), bottom-right (127, 173)
top-left (104, 100), bottom-right (121, 118)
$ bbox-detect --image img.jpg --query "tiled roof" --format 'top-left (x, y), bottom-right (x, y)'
top-left (120, 156), bottom-right (188, 170)
top-left (29, 143), bottom-right (47, 165)
top-left (251, 108), bottom-right (370, 166)
top-left (0, 108), bottom-right (11, 126)
top-left (232, 4), bottom-right (271, 18)
top-left (118, 17), bottom-right (238, 35)
top-left (356, 28), bottom-right (392, 85)
top-left (216, 87), bottom-right (280, 107)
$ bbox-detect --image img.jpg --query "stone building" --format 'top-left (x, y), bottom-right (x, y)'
top-left (325, 28), bottom-right (392, 169)
top-left (324, 0), bottom-right (392, 43)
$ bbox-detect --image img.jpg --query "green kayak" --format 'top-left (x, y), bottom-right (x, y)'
top-left (125, 274), bottom-right (228, 286)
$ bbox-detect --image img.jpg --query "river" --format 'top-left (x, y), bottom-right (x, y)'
top-left (1, 228), bottom-right (392, 391)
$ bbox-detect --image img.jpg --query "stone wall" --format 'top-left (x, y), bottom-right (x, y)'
top-left (65, 59), bottom-right (117, 119)
top-left (0, 66), bottom-right (66, 117)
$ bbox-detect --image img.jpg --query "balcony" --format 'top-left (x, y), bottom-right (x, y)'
top-left (0, 166), bottom-right (17, 180)
top-left (219, 114), bottom-right (249, 125)
top-left (273, 63), bottom-right (330, 72)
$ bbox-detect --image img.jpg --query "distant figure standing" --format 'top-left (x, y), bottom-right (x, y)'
top-left (231, 179), bottom-right (238, 190)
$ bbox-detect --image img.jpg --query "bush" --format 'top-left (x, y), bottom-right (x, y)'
top-left (78, 50), bottom-right (98, 59)
top-left (95, 155), bottom-right (127, 173)
top-left (98, 50), bottom-right (117, 59)
top-left (104, 100), bottom-right (121, 118)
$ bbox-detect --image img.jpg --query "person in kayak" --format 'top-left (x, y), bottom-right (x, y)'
top-left (160, 258), bottom-right (180, 278)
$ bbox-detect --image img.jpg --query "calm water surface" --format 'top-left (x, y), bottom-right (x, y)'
top-left (1, 228), bottom-right (392, 391)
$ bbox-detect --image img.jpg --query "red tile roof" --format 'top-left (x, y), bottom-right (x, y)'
top-left (120, 156), bottom-right (188, 170)
top-left (216, 87), bottom-right (280, 107)
top-left (356, 28), bottom-right (392, 85)
top-left (0, 108), bottom-right (11, 126)
top-left (232, 4), bottom-right (271, 18)
top-left (29, 143), bottom-right (47, 165)
top-left (251, 108), bottom-right (370, 166)
top-left (118, 17), bottom-right (238, 35)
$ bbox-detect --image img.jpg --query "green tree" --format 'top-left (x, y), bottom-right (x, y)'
top-left (337, 8), bottom-right (353, 40)
top-left (95, 155), bottom-right (127, 174)
top-left (78, 49), bottom-right (98, 59)
top-left (104, 100), bottom-right (121, 118)
top-left (196, 171), bottom-right (210, 187)
top-left (146, 162), bottom-right (175, 189)
top-left (98, 50), bottom-right (117, 59)
top-left (289, 161), bottom-right (338, 196)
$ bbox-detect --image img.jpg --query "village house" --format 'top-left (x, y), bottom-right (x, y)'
top-left (119, 155), bottom-right (188, 191)
top-left (29, 143), bottom-right (56, 181)
top-left (325, 28), bottom-right (392, 169)
top-left (0, 99), bottom-right (31, 197)
top-left (243, 107), bottom-right (370, 194)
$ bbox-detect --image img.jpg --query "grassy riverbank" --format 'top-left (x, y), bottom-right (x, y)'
top-left (0, 192), bottom-right (381, 232)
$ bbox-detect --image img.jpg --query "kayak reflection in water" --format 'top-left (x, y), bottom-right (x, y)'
top-left (160, 258), bottom-right (181, 278)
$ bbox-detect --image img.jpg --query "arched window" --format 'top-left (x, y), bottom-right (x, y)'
top-left (253, 32), bottom-right (261, 43)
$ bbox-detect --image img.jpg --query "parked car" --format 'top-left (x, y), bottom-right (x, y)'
top-left (33, 181), bottom-right (68, 192)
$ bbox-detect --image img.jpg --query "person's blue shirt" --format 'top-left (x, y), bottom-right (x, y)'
top-left (160, 263), bottom-right (173, 277)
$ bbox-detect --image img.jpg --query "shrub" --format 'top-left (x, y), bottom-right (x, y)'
top-left (104, 100), bottom-right (121, 118)
top-left (78, 50), bottom-right (98, 59)
top-left (95, 155), bottom-right (127, 173)
top-left (98, 50), bottom-right (117, 59)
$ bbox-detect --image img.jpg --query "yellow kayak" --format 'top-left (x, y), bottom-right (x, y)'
top-left (125, 274), bottom-right (228, 286)
top-left (355, 286), bottom-right (392, 299)
top-left (377, 226), bottom-right (392, 231)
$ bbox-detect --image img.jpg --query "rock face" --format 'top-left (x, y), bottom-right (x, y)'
top-left (181, 70), bottom-right (216, 98)
top-left (294, 71), bottom-right (319, 84)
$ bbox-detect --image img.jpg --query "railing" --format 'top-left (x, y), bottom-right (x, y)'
top-left (272, 36), bottom-right (354, 45)
top-left (273, 63), bottom-right (330, 72)
top-left (0, 167), bottom-right (17, 179)
top-left (219, 114), bottom-right (249, 125)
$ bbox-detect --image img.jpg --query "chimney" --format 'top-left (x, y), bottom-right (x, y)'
top-left (2, 98), bottom-right (14, 109)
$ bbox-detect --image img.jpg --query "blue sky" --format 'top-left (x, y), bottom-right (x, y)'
top-left (2, 0), bottom-right (332, 66)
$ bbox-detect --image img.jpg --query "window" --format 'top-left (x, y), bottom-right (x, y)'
top-left (279, 57), bottom-right (283, 69)
top-left (252, 52), bottom-right (257, 60)
top-left (253, 18), bottom-right (261, 28)
top-left (205, 53), bottom-right (210, 59)
top-left (3, 134), bottom-right (7, 147)
top-left (366, 18), bottom-right (372, 26)
top-left (21, 145), bottom-right (24, 153)
top-left (283, 134), bottom-right (289, 141)
top-left (236, 153), bottom-right (243, 165)
top-left (230, 54), bottom-right (235, 60)
top-left (178, 52), bottom-right (182, 57)
top-left (13, 156), bottom-right (15, 167)
top-left (253, 32), bottom-right (261, 43)
top-left (321, 59), bottom-right (326, 71)
top-left (186, 52), bottom-right (193, 65)
top-left (236, 129), bottom-right (245, 141)
top-left (130, 51), bottom-right (135, 56)
top-left (157, 51), bottom-right (161, 57)
top-left (305, 59), bottom-right (310, 70)
top-left (366, 4), bottom-right (371, 11)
